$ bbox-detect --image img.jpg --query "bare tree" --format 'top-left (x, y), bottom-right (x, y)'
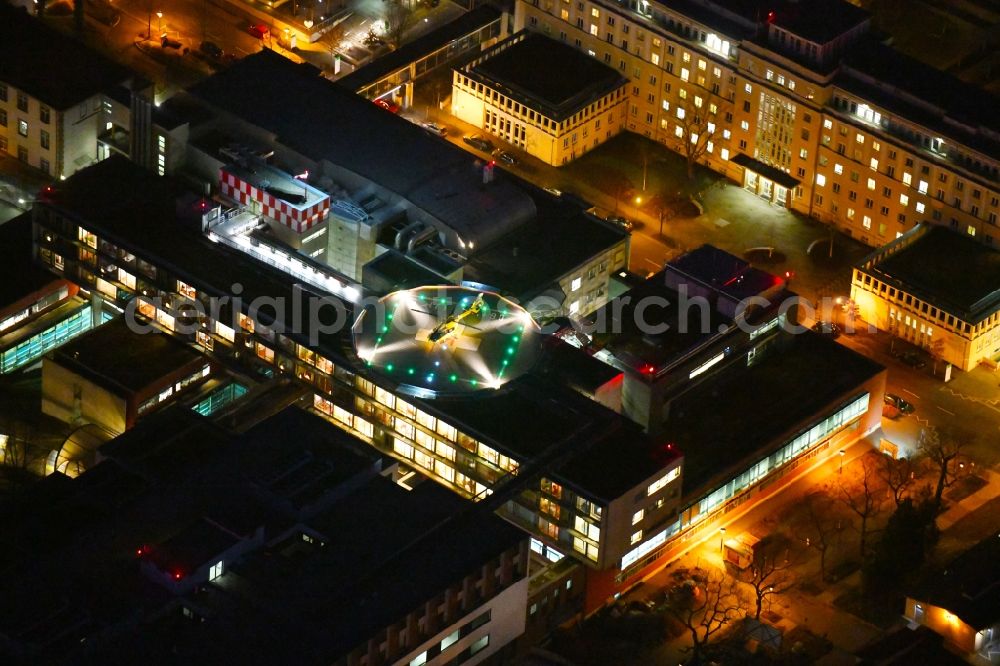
top-left (741, 534), bottom-right (796, 621)
top-left (877, 454), bottom-right (915, 508)
top-left (666, 571), bottom-right (743, 664)
top-left (917, 428), bottom-right (965, 513)
top-left (319, 22), bottom-right (346, 70)
top-left (802, 490), bottom-right (843, 582)
top-left (837, 454), bottom-right (884, 559)
top-left (382, 0), bottom-right (413, 51)
top-left (674, 93), bottom-right (724, 180)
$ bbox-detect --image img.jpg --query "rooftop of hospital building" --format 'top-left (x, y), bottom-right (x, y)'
top-left (50, 318), bottom-right (208, 396)
top-left (856, 224), bottom-right (1000, 324)
top-left (464, 31), bottom-right (628, 122)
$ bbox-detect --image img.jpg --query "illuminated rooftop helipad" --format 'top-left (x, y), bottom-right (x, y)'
top-left (353, 286), bottom-right (542, 397)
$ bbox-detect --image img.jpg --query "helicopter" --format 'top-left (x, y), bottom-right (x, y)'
top-left (424, 293), bottom-right (486, 345)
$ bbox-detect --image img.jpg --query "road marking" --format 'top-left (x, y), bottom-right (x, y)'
top-left (644, 258), bottom-right (661, 269)
top-left (936, 406), bottom-right (955, 416)
top-left (903, 389), bottom-right (920, 398)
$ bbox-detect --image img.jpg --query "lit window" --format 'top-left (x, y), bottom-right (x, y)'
top-left (902, 172), bottom-right (912, 186)
top-left (766, 69), bottom-right (774, 81)
top-left (744, 83), bottom-right (752, 94)
top-left (723, 129), bottom-right (731, 139)
top-left (674, 126), bottom-right (683, 138)
top-left (647, 467), bottom-right (680, 495)
top-left (834, 163), bottom-right (843, 175)
top-left (916, 202), bottom-right (925, 214)
top-left (569, 300), bottom-right (579, 314)
top-left (690, 132), bottom-right (698, 144)
top-left (867, 178), bottom-right (876, 191)
top-left (661, 99), bottom-right (670, 111)
top-left (815, 174), bottom-right (826, 187)
top-left (631, 531), bottom-right (642, 545)
top-left (720, 148), bottom-right (730, 160)
top-left (863, 215), bottom-right (872, 229)
top-left (676, 107), bottom-right (686, 120)
top-left (209, 561), bottom-right (224, 581)
top-left (856, 133), bottom-right (865, 144)
top-left (899, 194), bottom-right (909, 206)
top-left (591, 7), bottom-right (599, 16)
top-left (680, 67), bottom-right (689, 82)
top-left (590, 24), bottom-right (598, 36)
top-left (682, 52), bottom-right (691, 63)
top-left (823, 119), bottom-right (833, 129)
top-left (740, 120), bottom-right (749, 131)
top-left (918, 180), bottom-right (928, 194)
top-left (870, 158), bottom-right (879, 171)
top-left (632, 509), bottom-right (644, 525)
top-left (698, 59), bottom-right (706, 71)
top-left (571, 277), bottom-right (582, 292)
top-left (968, 225), bottom-right (976, 237)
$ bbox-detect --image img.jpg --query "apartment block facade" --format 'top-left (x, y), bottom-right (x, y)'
top-left (514, 0), bottom-right (1000, 247)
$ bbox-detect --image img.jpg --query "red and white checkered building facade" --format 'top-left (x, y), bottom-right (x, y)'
top-left (220, 168), bottom-right (330, 234)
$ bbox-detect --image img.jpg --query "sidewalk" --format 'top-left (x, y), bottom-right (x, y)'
top-left (937, 467), bottom-right (1000, 530)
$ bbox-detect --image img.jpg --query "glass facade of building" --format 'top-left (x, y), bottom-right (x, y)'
top-left (0, 306), bottom-right (113, 374)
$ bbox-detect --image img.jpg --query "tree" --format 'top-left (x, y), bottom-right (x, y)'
top-left (382, 0), bottom-right (413, 51)
top-left (675, 93), bottom-right (724, 180)
top-left (864, 497), bottom-right (938, 595)
top-left (802, 489), bottom-right (843, 582)
top-left (319, 22), bottom-right (346, 70)
top-left (741, 534), bottom-right (796, 621)
top-left (917, 427), bottom-right (965, 513)
top-left (666, 571), bottom-right (743, 665)
top-left (877, 454), bottom-right (915, 508)
top-left (837, 454), bottom-right (884, 559)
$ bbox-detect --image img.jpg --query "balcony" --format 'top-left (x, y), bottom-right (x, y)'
top-left (98, 125), bottom-right (130, 158)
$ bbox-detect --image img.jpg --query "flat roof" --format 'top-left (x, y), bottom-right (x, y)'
top-left (840, 41), bottom-right (1000, 152)
top-left (464, 201), bottom-right (627, 301)
top-left (0, 212), bottom-right (61, 311)
top-left (40, 156), bottom-right (358, 364)
top-left (362, 248), bottom-right (453, 292)
top-left (467, 32), bottom-right (628, 121)
top-left (858, 224), bottom-right (1000, 323)
top-left (730, 153), bottom-right (800, 189)
top-left (535, 336), bottom-right (623, 395)
top-left (667, 244), bottom-right (784, 301)
top-left (769, 0), bottom-right (869, 44)
top-left (590, 273), bottom-right (731, 373)
top-left (51, 318), bottom-right (206, 396)
top-left (336, 5), bottom-right (502, 90)
top-left (187, 49), bottom-right (535, 251)
top-left (909, 533), bottom-right (1000, 630)
top-left (0, 4), bottom-right (133, 109)
top-left (668, 331), bottom-right (883, 499)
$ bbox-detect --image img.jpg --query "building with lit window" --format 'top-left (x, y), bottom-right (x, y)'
top-left (41, 318), bottom-right (215, 435)
top-left (151, 50), bottom-right (627, 318)
top-left (452, 31), bottom-right (629, 165)
top-left (512, 0), bottom-right (1000, 246)
top-left (0, 404), bottom-right (531, 665)
top-left (0, 213), bottom-right (112, 375)
top-left (31, 154), bottom-right (887, 613)
top-left (852, 223), bottom-right (1000, 371)
top-left (902, 534), bottom-right (1000, 663)
top-left (0, 4), bottom-right (152, 178)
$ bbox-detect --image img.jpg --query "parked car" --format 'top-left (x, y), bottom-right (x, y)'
top-left (543, 187), bottom-right (563, 197)
top-left (160, 35), bottom-right (183, 50)
top-left (249, 23), bottom-right (270, 39)
top-left (494, 150), bottom-right (517, 165)
top-left (463, 135), bottom-right (494, 153)
top-left (200, 41), bottom-right (223, 59)
top-left (892, 348), bottom-right (927, 368)
top-left (606, 214), bottom-right (635, 232)
top-left (373, 98), bottom-right (400, 114)
top-left (421, 122), bottom-right (447, 137)
top-left (811, 321), bottom-right (842, 338)
top-left (883, 393), bottom-right (915, 414)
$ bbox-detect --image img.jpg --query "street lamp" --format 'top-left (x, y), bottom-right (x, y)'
top-left (634, 196), bottom-right (643, 206)
top-left (719, 527), bottom-right (726, 553)
top-left (156, 11), bottom-right (163, 36)
top-left (838, 449), bottom-right (845, 474)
